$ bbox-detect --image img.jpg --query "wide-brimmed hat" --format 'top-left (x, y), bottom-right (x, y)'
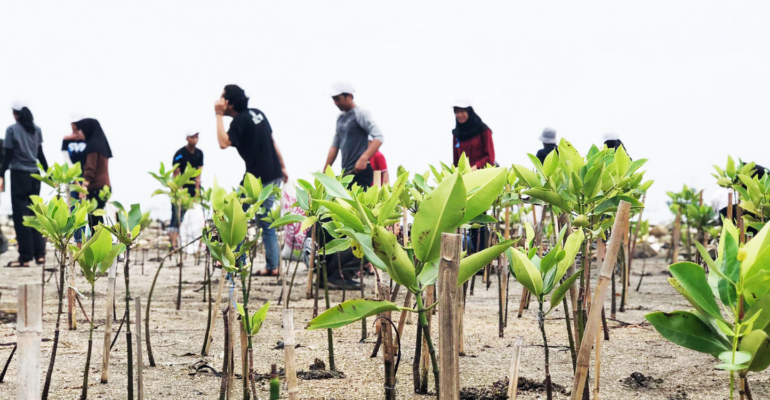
top-left (539, 128), bottom-right (557, 144)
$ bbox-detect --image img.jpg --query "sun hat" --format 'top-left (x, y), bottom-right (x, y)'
top-left (185, 130), bottom-right (199, 138)
top-left (603, 132), bottom-right (619, 141)
top-left (539, 128), bottom-right (557, 144)
top-left (330, 81), bottom-right (355, 97)
top-left (453, 97), bottom-right (473, 109)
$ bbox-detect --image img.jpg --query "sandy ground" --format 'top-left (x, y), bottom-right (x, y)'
top-left (0, 241), bottom-right (769, 400)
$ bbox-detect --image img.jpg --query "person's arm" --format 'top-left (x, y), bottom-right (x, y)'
top-left (37, 145), bottom-right (48, 171)
top-left (453, 137), bottom-right (460, 166)
top-left (354, 110), bottom-right (384, 172)
top-left (214, 98), bottom-right (231, 149)
top-left (382, 170), bottom-right (389, 185)
top-left (0, 148), bottom-right (14, 181)
top-left (83, 152), bottom-right (98, 188)
top-left (324, 147), bottom-right (339, 171)
top-left (196, 167), bottom-right (202, 191)
top-left (273, 141), bottom-right (288, 183)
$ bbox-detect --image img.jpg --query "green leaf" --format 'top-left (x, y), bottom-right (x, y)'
top-left (715, 363), bottom-right (748, 371)
top-left (645, 311), bottom-right (731, 358)
top-left (306, 298), bottom-right (401, 330)
top-left (555, 229), bottom-right (585, 285)
top-left (512, 165), bottom-right (542, 189)
top-left (461, 167), bottom-right (508, 224)
top-left (593, 196), bottom-right (644, 215)
top-left (417, 259), bottom-right (439, 287)
top-left (456, 240), bottom-right (514, 286)
top-left (323, 238), bottom-right (351, 255)
top-left (128, 204), bottom-right (143, 231)
top-left (372, 226), bottom-right (417, 292)
top-left (312, 172), bottom-right (352, 200)
top-left (549, 268), bottom-right (582, 312)
top-left (739, 330), bottom-right (770, 372)
top-left (412, 172), bottom-right (466, 262)
top-left (250, 302), bottom-right (270, 336)
top-left (718, 350), bottom-right (751, 365)
top-left (745, 292), bottom-right (770, 333)
top-left (510, 248), bottom-right (543, 296)
top-left (314, 199), bottom-right (365, 232)
top-left (669, 262), bottom-right (724, 321)
top-left (216, 199), bottom-right (248, 248)
top-left (378, 172), bottom-right (409, 225)
top-left (718, 233), bottom-right (740, 308)
top-left (523, 188), bottom-right (569, 212)
top-left (269, 214), bottom-right (305, 229)
top-left (300, 216), bottom-right (317, 232)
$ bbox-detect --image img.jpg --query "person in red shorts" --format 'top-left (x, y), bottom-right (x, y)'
top-left (369, 150), bottom-right (388, 185)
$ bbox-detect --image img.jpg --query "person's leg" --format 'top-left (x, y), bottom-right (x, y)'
top-left (10, 170), bottom-right (33, 263)
top-left (169, 203), bottom-right (179, 248)
top-left (87, 189), bottom-right (106, 229)
top-left (258, 179), bottom-right (282, 272)
top-left (30, 177), bottom-right (45, 259)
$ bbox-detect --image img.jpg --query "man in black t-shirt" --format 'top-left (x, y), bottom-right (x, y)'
top-left (214, 84), bottom-right (288, 276)
top-left (63, 123), bottom-right (88, 244)
top-left (169, 131), bottom-right (204, 246)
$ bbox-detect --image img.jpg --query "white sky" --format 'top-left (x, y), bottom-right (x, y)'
top-left (3, 1), bottom-right (770, 223)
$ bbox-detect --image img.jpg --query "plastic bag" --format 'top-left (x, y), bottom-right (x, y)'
top-left (280, 180), bottom-right (307, 261)
top-left (180, 204), bottom-right (205, 254)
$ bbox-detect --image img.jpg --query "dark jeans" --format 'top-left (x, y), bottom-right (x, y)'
top-left (87, 187), bottom-right (108, 230)
top-left (10, 170), bottom-right (45, 262)
top-left (170, 203), bottom-right (185, 229)
top-left (70, 190), bottom-right (85, 243)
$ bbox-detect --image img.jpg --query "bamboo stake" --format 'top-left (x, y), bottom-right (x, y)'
top-left (282, 309), bottom-right (299, 400)
top-left (101, 261), bottom-right (117, 383)
top-left (378, 278), bottom-right (396, 400)
top-left (571, 200), bottom-right (631, 400)
top-left (135, 297), bottom-right (144, 400)
top-left (507, 336), bottom-right (524, 399)
top-left (219, 307), bottom-right (231, 400)
top-left (373, 170), bottom-right (382, 187)
top-left (593, 325), bottom-right (602, 400)
top-left (671, 209), bottom-right (682, 263)
top-left (727, 192), bottom-right (734, 222)
top-left (305, 225), bottom-right (316, 299)
top-left (227, 305), bottom-right (236, 400)
top-left (204, 259), bottom-right (228, 356)
top-left (438, 233), bottom-right (462, 400)
top-left (17, 282), bottom-right (42, 399)
top-left (68, 265), bottom-right (77, 330)
top-left (240, 321), bottom-right (248, 400)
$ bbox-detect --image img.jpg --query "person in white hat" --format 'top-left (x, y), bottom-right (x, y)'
top-left (536, 128), bottom-right (558, 164)
top-left (602, 132), bottom-right (630, 156)
top-left (168, 130), bottom-right (204, 247)
top-left (324, 81), bottom-right (384, 187)
top-left (452, 98), bottom-right (495, 170)
top-left (2, 102), bottom-right (48, 267)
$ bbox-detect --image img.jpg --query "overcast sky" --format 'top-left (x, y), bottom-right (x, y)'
top-left (3, 1), bottom-right (770, 223)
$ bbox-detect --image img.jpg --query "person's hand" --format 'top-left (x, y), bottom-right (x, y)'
top-left (0, 177), bottom-right (4, 192)
top-left (281, 167), bottom-right (289, 183)
top-left (214, 98), bottom-right (228, 115)
top-left (354, 156), bottom-right (368, 173)
top-left (471, 165), bottom-right (478, 171)
top-left (79, 190), bottom-right (87, 200)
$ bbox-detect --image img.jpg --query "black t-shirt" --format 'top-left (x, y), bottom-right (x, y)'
top-left (62, 139), bottom-right (88, 171)
top-left (173, 146), bottom-right (204, 196)
top-left (227, 108), bottom-right (281, 183)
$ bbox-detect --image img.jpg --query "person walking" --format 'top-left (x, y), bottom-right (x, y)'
top-left (74, 118), bottom-right (112, 228)
top-left (169, 130), bottom-right (203, 247)
top-left (369, 150), bottom-right (388, 185)
top-left (215, 84), bottom-right (288, 277)
top-left (324, 82), bottom-right (384, 188)
top-left (1, 102), bottom-right (48, 267)
top-left (603, 133), bottom-right (629, 155)
top-left (452, 98), bottom-right (495, 170)
top-left (63, 115), bottom-right (88, 245)
top-left (452, 98), bottom-right (495, 254)
top-left (536, 128), bottom-right (558, 164)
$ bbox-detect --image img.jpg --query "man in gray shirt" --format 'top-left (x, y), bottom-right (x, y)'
top-left (324, 82), bottom-right (384, 188)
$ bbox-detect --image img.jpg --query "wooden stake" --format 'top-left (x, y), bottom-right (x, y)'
top-left (240, 320), bottom-right (248, 399)
top-left (377, 277), bottom-right (396, 400)
top-left (17, 282), bottom-right (42, 400)
top-left (438, 233), bottom-right (462, 400)
top-left (373, 170), bottom-right (382, 187)
top-left (396, 291), bottom-right (413, 350)
top-left (727, 192), bottom-right (734, 222)
top-left (227, 305), bottom-right (236, 400)
top-left (101, 261), bottom-right (117, 383)
top-left (571, 200), bottom-right (631, 400)
top-left (282, 309), bottom-right (299, 400)
top-left (68, 265), bottom-right (77, 330)
top-left (507, 336), bottom-right (524, 399)
top-left (135, 297), bottom-right (144, 400)
top-left (220, 307), bottom-right (231, 400)
top-left (671, 209), bottom-right (682, 263)
top-left (305, 225), bottom-right (316, 299)
top-left (204, 262), bottom-right (227, 355)
top-left (593, 326), bottom-right (602, 400)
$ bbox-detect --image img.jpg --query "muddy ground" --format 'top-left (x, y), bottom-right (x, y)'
top-left (0, 242), bottom-right (768, 399)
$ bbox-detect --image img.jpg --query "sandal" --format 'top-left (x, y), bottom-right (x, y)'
top-left (6, 260), bottom-right (30, 268)
top-left (36, 256), bottom-right (46, 265)
top-left (252, 269), bottom-right (280, 277)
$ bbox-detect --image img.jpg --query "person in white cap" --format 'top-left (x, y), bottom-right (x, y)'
top-left (452, 97), bottom-right (495, 170)
top-left (168, 130), bottom-right (204, 247)
top-left (602, 133), bottom-right (629, 156)
top-left (2, 102), bottom-right (48, 267)
top-left (324, 81), bottom-right (384, 188)
top-left (536, 128), bottom-right (558, 164)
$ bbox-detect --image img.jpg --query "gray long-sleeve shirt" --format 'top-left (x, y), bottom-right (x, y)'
top-left (332, 106), bottom-right (384, 174)
top-left (4, 123), bottom-right (43, 172)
